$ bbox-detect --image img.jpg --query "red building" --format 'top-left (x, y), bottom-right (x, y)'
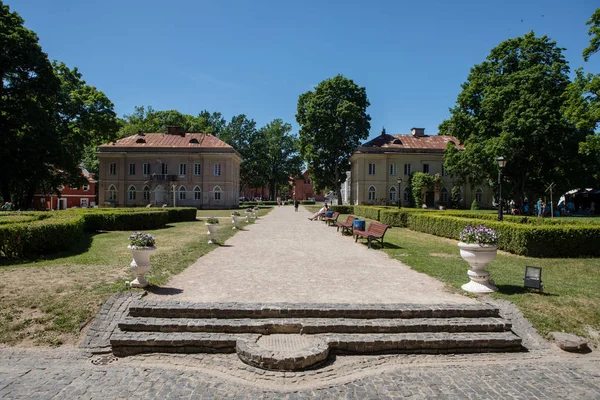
top-left (292, 171), bottom-right (324, 201)
top-left (34, 167), bottom-right (97, 210)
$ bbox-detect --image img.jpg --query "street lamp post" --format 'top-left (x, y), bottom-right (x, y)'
top-left (397, 177), bottom-right (402, 209)
top-left (497, 156), bottom-right (506, 221)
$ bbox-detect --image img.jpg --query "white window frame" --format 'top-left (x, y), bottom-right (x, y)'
top-left (389, 163), bottom-right (397, 176)
top-left (143, 186), bottom-right (150, 201)
top-left (194, 163), bottom-right (201, 176)
top-left (440, 187), bottom-right (449, 203)
top-left (128, 185), bottom-right (136, 200)
top-left (368, 185), bottom-right (376, 201)
top-left (109, 163), bottom-right (116, 175)
top-left (404, 163), bottom-right (411, 176)
top-left (143, 163), bottom-right (150, 176)
top-left (368, 163), bottom-right (376, 176)
top-left (404, 187), bottom-right (410, 202)
top-left (193, 186), bottom-right (202, 200)
top-left (214, 163), bottom-right (221, 176)
top-left (161, 163), bottom-right (168, 175)
top-left (179, 185), bottom-right (186, 200)
top-left (179, 163), bottom-right (186, 176)
top-left (129, 163), bottom-right (136, 176)
top-left (213, 185), bottom-right (222, 200)
top-left (475, 188), bottom-right (483, 204)
top-left (108, 185), bottom-right (117, 201)
top-left (389, 186), bottom-right (397, 202)
top-left (82, 184), bottom-right (90, 191)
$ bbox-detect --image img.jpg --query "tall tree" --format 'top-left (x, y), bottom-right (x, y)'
top-left (257, 119), bottom-right (303, 199)
top-left (296, 75), bottom-right (371, 204)
top-left (583, 8), bottom-right (600, 62)
top-left (439, 32), bottom-right (591, 203)
top-left (0, 2), bottom-right (119, 207)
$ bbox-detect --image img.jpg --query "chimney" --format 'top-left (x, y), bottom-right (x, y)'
top-left (411, 127), bottom-right (425, 137)
top-left (167, 126), bottom-right (185, 137)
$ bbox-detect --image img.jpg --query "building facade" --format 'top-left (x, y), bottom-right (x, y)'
top-left (291, 171), bottom-right (325, 201)
top-left (349, 128), bottom-right (493, 208)
top-left (97, 127), bottom-right (241, 209)
top-left (33, 166), bottom-right (97, 210)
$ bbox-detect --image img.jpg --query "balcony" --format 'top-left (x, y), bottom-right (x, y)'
top-left (150, 174), bottom-right (179, 182)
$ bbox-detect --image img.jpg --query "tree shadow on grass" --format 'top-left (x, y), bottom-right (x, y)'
top-left (0, 231), bottom-right (95, 266)
top-left (496, 284), bottom-right (558, 296)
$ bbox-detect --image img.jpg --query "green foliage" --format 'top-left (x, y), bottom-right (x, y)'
top-left (300, 200), bottom-right (316, 205)
top-left (329, 205), bottom-right (354, 214)
top-left (0, 208), bottom-right (197, 259)
top-left (450, 186), bottom-right (463, 209)
top-left (296, 75), bottom-right (371, 204)
top-left (353, 206), bottom-right (384, 221)
top-left (128, 232), bottom-right (156, 247)
top-left (583, 8), bottom-right (600, 62)
top-left (410, 172), bottom-right (435, 208)
top-left (205, 216), bottom-right (219, 224)
top-left (470, 199), bottom-right (479, 210)
top-left (439, 32), bottom-right (592, 203)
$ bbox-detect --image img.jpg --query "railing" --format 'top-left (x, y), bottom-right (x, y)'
top-left (150, 174), bottom-right (178, 181)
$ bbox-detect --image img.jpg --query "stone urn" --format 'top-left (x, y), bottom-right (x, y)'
top-left (206, 223), bottom-right (218, 244)
top-left (253, 208), bottom-right (259, 218)
top-left (458, 242), bottom-right (498, 293)
top-left (231, 214), bottom-right (240, 230)
top-left (245, 210), bottom-right (252, 222)
top-left (128, 245), bottom-right (156, 288)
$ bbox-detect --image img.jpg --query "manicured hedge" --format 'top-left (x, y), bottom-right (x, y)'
top-left (300, 200), bottom-right (316, 205)
top-left (354, 206), bottom-right (387, 221)
top-left (329, 205), bottom-right (354, 214)
top-left (0, 207), bottom-right (198, 259)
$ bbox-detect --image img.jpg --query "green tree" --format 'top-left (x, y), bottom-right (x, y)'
top-left (296, 75), bottom-right (371, 205)
top-left (583, 8), bottom-right (600, 62)
top-left (439, 32), bottom-right (590, 203)
top-left (257, 119), bottom-right (303, 199)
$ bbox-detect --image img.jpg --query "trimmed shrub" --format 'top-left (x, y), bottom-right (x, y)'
top-left (165, 207), bottom-right (198, 223)
top-left (300, 200), bottom-right (316, 205)
top-left (329, 205), bottom-right (354, 214)
top-left (354, 206), bottom-right (385, 221)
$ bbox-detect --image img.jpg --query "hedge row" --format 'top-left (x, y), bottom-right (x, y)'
top-left (0, 207), bottom-right (198, 259)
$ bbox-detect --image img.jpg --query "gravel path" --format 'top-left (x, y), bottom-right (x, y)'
top-left (148, 205), bottom-right (476, 304)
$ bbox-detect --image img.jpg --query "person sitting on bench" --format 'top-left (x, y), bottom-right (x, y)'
top-left (308, 203), bottom-right (329, 220)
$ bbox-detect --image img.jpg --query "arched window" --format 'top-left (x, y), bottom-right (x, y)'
top-left (368, 185), bottom-right (376, 202)
top-left (440, 187), bottom-right (449, 203)
top-left (455, 187), bottom-right (463, 204)
top-left (179, 186), bottom-right (186, 200)
top-left (143, 186), bottom-right (150, 201)
top-left (128, 185), bottom-right (136, 200)
top-left (194, 186), bottom-right (202, 200)
top-left (108, 185), bottom-right (117, 201)
top-left (213, 185), bottom-right (222, 201)
top-left (475, 188), bottom-right (483, 204)
top-left (389, 186), bottom-right (397, 203)
top-left (404, 187), bottom-right (410, 202)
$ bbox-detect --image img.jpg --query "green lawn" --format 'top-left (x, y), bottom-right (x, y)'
top-left (0, 208), bottom-right (272, 347)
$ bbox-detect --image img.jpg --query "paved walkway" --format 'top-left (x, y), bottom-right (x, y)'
top-left (148, 205), bottom-right (475, 304)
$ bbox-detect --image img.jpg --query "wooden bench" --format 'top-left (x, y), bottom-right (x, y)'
top-left (354, 221), bottom-right (391, 249)
top-left (335, 215), bottom-right (356, 235)
top-left (323, 211), bottom-right (340, 226)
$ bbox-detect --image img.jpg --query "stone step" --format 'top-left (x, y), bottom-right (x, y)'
top-left (118, 316), bottom-right (512, 334)
top-left (128, 301), bottom-right (500, 320)
top-left (110, 331), bottom-right (522, 357)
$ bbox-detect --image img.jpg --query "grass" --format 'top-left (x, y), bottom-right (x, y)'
top-left (0, 207), bottom-right (272, 347)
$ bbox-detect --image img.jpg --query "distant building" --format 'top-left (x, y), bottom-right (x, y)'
top-left (97, 126), bottom-right (241, 209)
top-left (291, 171), bottom-right (325, 201)
top-left (34, 166), bottom-right (97, 210)
top-left (349, 128), bottom-right (493, 208)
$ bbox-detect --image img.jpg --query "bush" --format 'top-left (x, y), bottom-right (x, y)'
top-left (164, 207), bottom-right (197, 223)
top-left (471, 199), bottom-right (479, 210)
top-left (300, 200), bottom-right (316, 205)
top-left (329, 205), bottom-right (354, 214)
top-left (354, 206), bottom-right (385, 221)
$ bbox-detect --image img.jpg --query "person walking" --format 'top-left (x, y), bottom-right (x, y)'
top-left (293, 199), bottom-right (299, 212)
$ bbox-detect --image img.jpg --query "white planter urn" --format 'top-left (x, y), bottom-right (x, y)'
top-left (458, 242), bottom-right (498, 293)
top-left (206, 223), bottom-right (218, 244)
top-left (128, 245), bottom-right (156, 288)
top-left (231, 215), bottom-right (240, 230)
top-left (253, 208), bottom-right (259, 218)
top-left (245, 211), bottom-right (252, 222)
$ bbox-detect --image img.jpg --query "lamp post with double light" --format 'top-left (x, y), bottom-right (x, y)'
top-left (397, 177), bottom-right (402, 209)
top-left (497, 156), bottom-right (506, 221)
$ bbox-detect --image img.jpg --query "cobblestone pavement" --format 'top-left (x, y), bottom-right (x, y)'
top-left (1, 347), bottom-right (600, 399)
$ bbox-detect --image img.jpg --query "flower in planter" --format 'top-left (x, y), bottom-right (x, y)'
top-left (253, 206), bottom-right (259, 210)
top-left (231, 211), bottom-right (241, 216)
top-left (246, 208), bottom-right (253, 212)
top-left (459, 224), bottom-right (499, 246)
top-left (129, 232), bottom-right (156, 247)
top-left (206, 216), bottom-right (220, 224)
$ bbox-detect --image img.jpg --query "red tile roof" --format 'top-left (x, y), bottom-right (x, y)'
top-left (99, 133), bottom-right (234, 150)
top-left (355, 133), bottom-right (463, 154)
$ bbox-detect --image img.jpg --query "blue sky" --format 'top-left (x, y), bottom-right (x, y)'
top-left (10, 0), bottom-right (600, 141)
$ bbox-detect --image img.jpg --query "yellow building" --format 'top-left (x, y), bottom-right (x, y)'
top-left (349, 128), bottom-right (493, 208)
top-left (97, 127), bottom-right (241, 209)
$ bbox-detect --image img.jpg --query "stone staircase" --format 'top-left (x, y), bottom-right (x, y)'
top-left (110, 301), bottom-right (523, 370)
